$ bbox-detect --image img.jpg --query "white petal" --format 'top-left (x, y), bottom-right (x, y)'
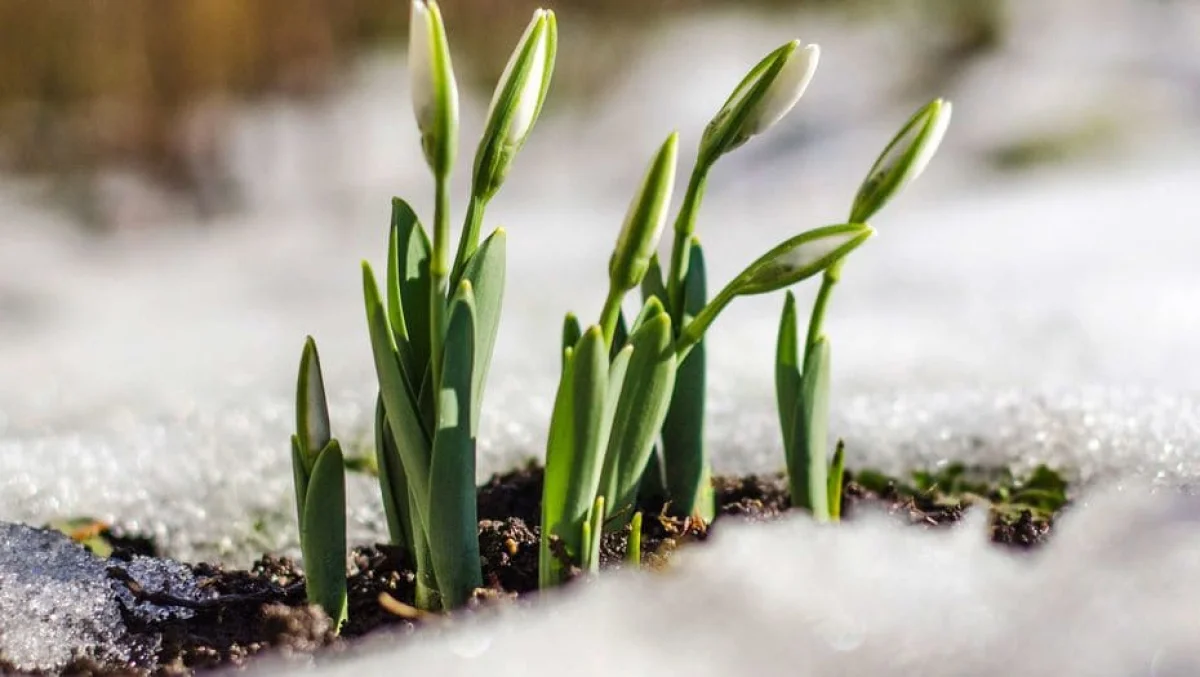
top-left (745, 43), bottom-right (819, 137)
top-left (775, 228), bottom-right (860, 274)
top-left (409, 1), bottom-right (435, 132)
top-left (506, 21), bottom-right (548, 145)
top-left (901, 101), bottom-right (952, 190)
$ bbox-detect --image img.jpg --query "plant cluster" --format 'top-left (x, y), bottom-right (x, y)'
top-left (290, 0), bottom-right (951, 630)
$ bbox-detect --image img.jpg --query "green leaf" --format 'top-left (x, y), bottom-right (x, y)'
top-left (295, 337), bottom-right (331, 467)
top-left (363, 262), bottom-right (432, 532)
top-left (561, 313), bottom-right (581, 370)
top-left (828, 439), bottom-right (845, 520)
top-left (290, 435), bottom-right (309, 533)
top-left (789, 336), bottom-right (831, 519)
top-left (301, 440), bottom-right (348, 631)
top-left (776, 292), bottom-right (802, 481)
top-left (640, 253), bottom-right (668, 309)
top-left (373, 396), bottom-right (413, 553)
top-left (459, 228), bottom-right (507, 433)
top-left (386, 198), bottom-right (433, 382)
top-left (562, 328), bottom-right (611, 557)
top-left (599, 304), bottom-right (677, 522)
top-left (584, 495), bottom-right (605, 575)
top-left (611, 309), bottom-right (629, 359)
top-left (660, 243), bottom-right (713, 520)
top-left (540, 346), bottom-right (575, 587)
top-left (427, 281), bottom-right (483, 608)
top-left (627, 512), bottom-right (643, 569)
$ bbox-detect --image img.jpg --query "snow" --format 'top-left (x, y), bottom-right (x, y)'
top-left (0, 523), bottom-right (207, 673)
top-left (0, 0), bottom-right (1199, 673)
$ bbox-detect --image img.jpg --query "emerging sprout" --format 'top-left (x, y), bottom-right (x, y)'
top-left (700, 40), bottom-right (820, 160)
top-left (409, 0), bottom-right (459, 178)
top-left (609, 133), bottom-right (679, 293)
top-left (473, 9), bottom-right (557, 201)
top-left (290, 337), bottom-right (348, 631)
top-left (849, 98), bottom-right (952, 223)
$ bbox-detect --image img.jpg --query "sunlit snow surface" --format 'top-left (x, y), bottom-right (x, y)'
top-left (0, 523), bottom-right (208, 672)
top-left (1, 1), bottom-right (1200, 673)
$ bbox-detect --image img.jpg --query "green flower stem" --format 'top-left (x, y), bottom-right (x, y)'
top-left (674, 284), bottom-right (735, 361)
top-left (598, 285), bottom-right (625, 348)
top-left (430, 175), bottom-right (452, 390)
top-left (666, 160), bottom-right (712, 326)
top-left (451, 193), bottom-right (487, 286)
top-left (803, 258), bottom-right (843, 360)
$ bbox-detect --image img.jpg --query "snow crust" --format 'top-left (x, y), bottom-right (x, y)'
top-left (0, 523), bottom-right (207, 672)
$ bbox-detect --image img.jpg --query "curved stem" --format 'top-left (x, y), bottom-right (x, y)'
top-left (598, 285), bottom-right (625, 350)
top-left (803, 258), bottom-right (844, 363)
top-left (674, 283), bottom-right (736, 361)
top-left (451, 192), bottom-right (486, 287)
top-left (666, 161), bottom-right (711, 328)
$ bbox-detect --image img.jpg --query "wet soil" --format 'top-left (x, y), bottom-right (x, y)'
top-left (13, 466), bottom-right (1058, 676)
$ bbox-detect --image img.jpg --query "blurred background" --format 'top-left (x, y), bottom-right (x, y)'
top-left (0, 0), bottom-right (1198, 433)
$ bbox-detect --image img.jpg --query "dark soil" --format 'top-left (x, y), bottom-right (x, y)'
top-left (21, 465), bottom-right (1059, 676)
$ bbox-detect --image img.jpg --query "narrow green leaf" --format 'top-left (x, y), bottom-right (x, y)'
top-left (388, 200), bottom-right (432, 379)
top-left (585, 495), bottom-right (605, 575)
top-left (295, 337), bottom-right (331, 466)
top-left (540, 348), bottom-right (576, 588)
top-left (373, 396), bottom-right (413, 552)
top-left (661, 243), bottom-right (713, 520)
top-left (561, 312), bottom-right (581, 370)
top-left (600, 307), bottom-right (677, 522)
top-left (561, 327), bottom-right (610, 561)
top-left (776, 291), bottom-right (802, 480)
top-left (828, 439), bottom-right (845, 521)
top-left (789, 335), bottom-right (831, 519)
top-left (363, 262), bottom-right (432, 531)
top-left (637, 252), bottom-right (669, 509)
top-left (639, 253), bottom-right (668, 310)
top-left (427, 281), bottom-right (483, 608)
top-left (386, 198), bottom-right (432, 382)
top-left (611, 309), bottom-right (629, 359)
top-left (459, 228), bottom-right (507, 433)
top-left (290, 435), bottom-right (309, 533)
top-left (301, 441), bottom-right (348, 631)
top-left (627, 512), bottom-right (643, 569)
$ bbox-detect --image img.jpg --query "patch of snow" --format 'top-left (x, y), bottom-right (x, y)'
top-left (0, 522), bottom-right (208, 673)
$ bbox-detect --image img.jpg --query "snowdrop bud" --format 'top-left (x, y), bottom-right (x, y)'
top-left (473, 9), bottom-right (557, 201)
top-left (700, 40), bottom-right (820, 160)
top-left (731, 224), bottom-right (874, 297)
top-left (849, 98), bottom-right (952, 223)
top-left (409, 0), bottom-right (459, 179)
top-left (609, 133), bottom-right (680, 292)
top-left (296, 336), bottom-right (331, 465)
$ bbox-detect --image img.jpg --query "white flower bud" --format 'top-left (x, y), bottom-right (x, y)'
top-left (849, 98), bottom-right (952, 223)
top-left (409, 0), bottom-right (459, 178)
top-left (732, 224), bottom-right (874, 297)
top-left (609, 133), bottom-right (679, 291)
top-left (473, 9), bottom-right (557, 200)
top-left (701, 40), bottom-right (820, 160)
